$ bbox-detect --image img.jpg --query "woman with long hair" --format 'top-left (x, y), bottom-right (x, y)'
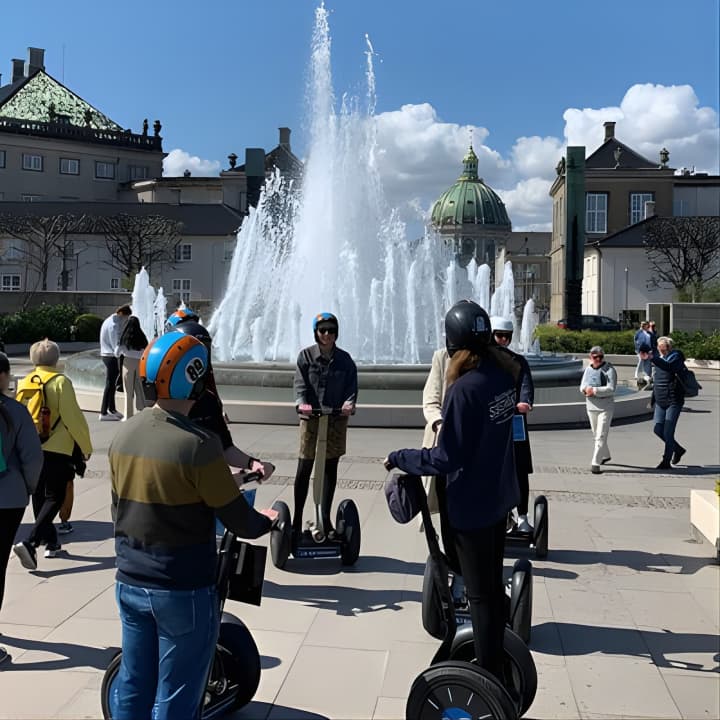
top-left (385, 300), bottom-right (520, 683)
top-left (118, 316), bottom-right (149, 421)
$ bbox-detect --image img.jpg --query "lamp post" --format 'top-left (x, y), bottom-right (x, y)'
top-left (624, 267), bottom-right (629, 325)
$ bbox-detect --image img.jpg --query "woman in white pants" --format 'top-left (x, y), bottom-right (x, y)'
top-left (580, 346), bottom-right (617, 474)
top-left (117, 316), bottom-right (148, 420)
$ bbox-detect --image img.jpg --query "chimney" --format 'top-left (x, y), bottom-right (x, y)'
top-left (604, 121), bottom-right (616, 142)
top-left (11, 58), bottom-right (24, 83)
top-left (643, 200), bottom-right (656, 219)
top-left (25, 47), bottom-right (45, 76)
top-left (279, 127), bottom-right (291, 150)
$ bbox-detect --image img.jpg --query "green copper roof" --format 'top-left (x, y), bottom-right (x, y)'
top-left (431, 145), bottom-right (511, 228)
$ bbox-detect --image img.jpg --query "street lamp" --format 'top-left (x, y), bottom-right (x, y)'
top-left (624, 267), bottom-right (629, 324)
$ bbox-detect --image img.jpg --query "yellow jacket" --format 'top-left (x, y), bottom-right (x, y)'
top-left (20, 366), bottom-right (93, 458)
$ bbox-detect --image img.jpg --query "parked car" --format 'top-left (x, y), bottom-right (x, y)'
top-left (557, 315), bottom-right (622, 331)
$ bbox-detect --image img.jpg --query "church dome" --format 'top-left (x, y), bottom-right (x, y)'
top-left (431, 146), bottom-right (511, 228)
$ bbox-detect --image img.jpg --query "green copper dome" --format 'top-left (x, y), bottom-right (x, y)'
top-left (431, 146), bottom-right (511, 228)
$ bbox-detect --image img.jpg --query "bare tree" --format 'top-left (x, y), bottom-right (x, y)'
top-left (0, 212), bottom-right (87, 306)
top-left (643, 216), bottom-right (720, 302)
top-left (95, 213), bottom-right (182, 284)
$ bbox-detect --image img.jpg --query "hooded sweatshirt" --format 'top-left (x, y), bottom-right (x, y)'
top-left (579, 361), bottom-right (617, 411)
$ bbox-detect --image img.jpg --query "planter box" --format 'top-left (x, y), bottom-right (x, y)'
top-left (690, 489), bottom-right (720, 563)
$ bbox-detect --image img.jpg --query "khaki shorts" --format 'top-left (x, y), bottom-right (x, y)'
top-left (299, 415), bottom-right (349, 460)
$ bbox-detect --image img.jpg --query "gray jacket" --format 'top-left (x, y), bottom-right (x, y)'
top-left (579, 362), bottom-right (617, 412)
top-left (0, 396), bottom-right (44, 509)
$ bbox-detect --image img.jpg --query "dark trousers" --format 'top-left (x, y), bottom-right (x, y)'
top-left (292, 457), bottom-right (339, 533)
top-left (453, 517), bottom-right (508, 681)
top-left (27, 452), bottom-right (74, 548)
top-left (1, 507), bottom-right (25, 611)
top-left (101, 355), bottom-right (120, 415)
top-left (516, 470), bottom-right (529, 516)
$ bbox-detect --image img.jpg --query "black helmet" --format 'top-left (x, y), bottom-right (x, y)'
top-left (445, 300), bottom-right (491, 356)
top-left (172, 319), bottom-right (212, 355)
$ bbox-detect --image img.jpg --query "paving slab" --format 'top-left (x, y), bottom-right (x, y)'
top-left (0, 362), bottom-right (718, 719)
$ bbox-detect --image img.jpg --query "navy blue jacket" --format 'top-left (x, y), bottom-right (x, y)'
top-left (651, 349), bottom-right (686, 408)
top-left (294, 344), bottom-right (358, 410)
top-left (388, 359), bottom-right (519, 531)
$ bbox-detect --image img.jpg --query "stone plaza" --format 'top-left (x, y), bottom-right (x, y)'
top-left (0, 359), bottom-right (718, 719)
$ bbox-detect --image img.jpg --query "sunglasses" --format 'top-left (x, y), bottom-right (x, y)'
top-left (317, 327), bottom-right (337, 335)
top-left (591, 354), bottom-right (604, 359)
top-left (494, 332), bottom-right (512, 339)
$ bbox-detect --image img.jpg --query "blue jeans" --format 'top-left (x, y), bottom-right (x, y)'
top-left (111, 582), bottom-right (219, 720)
top-left (653, 404), bottom-right (684, 462)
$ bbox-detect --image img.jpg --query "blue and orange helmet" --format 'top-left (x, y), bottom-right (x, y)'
top-left (312, 311), bottom-right (338, 341)
top-left (165, 306), bottom-right (199, 332)
top-left (139, 331), bottom-right (207, 400)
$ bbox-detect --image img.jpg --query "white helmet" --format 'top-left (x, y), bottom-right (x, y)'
top-left (490, 316), bottom-right (513, 333)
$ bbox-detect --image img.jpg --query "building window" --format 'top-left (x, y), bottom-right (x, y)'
top-left (129, 165), bottom-right (149, 180)
top-left (1, 274), bottom-right (21, 291)
top-left (22, 153), bottom-right (43, 171)
top-left (3, 240), bottom-right (22, 261)
top-left (172, 278), bottom-right (192, 303)
top-left (630, 192), bottom-right (654, 224)
top-left (586, 193), bottom-right (607, 234)
top-left (175, 243), bottom-right (192, 262)
top-left (110, 277), bottom-right (120, 290)
top-left (57, 270), bottom-right (73, 289)
top-left (21, 194), bottom-right (42, 202)
top-left (95, 161), bottom-right (116, 179)
top-left (0, 150), bottom-right (5, 168)
top-left (60, 157), bottom-right (80, 175)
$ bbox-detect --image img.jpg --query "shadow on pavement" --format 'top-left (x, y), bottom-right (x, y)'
top-left (532, 621), bottom-right (719, 673)
top-left (29, 553), bottom-right (116, 578)
top-left (231, 702), bottom-right (329, 719)
top-left (15, 519), bottom-right (114, 544)
top-left (278, 554), bottom-right (425, 577)
top-left (0, 634), bottom-right (116, 671)
top-left (544, 548), bottom-right (711, 575)
top-left (262, 579), bottom-right (413, 616)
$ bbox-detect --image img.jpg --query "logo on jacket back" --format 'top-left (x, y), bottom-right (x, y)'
top-left (488, 387), bottom-right (515, 422)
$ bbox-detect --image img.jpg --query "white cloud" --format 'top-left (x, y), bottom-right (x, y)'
top-left (163, 148), bottom-right (221, 177)
top-left (371, 84), bottom-right (719, 231)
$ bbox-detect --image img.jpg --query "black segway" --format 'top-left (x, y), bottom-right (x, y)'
top-left (392, 473), bottom-right (537, 719)
top-left (270, 407), bottom-right (361, 568)
top-left (422, 556), bottom-right (533, 644)
top-left (505, 495), bottom-right (549, 559)
top-left (101, 484), bottom-right (268, 719)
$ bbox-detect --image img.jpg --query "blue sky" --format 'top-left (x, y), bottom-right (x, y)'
top-left (2, 0), bottom-right (718, 228)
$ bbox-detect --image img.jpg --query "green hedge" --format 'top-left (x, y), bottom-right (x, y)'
top-left (73, 313), bottom-right (103, 342)
top-left (534, 325), bottom-right (720, 360)
top-left (0, 304), bottom-right (80, 344)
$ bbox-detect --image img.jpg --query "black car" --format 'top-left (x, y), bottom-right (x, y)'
top-left (557, 315), bottom-right (621, 331)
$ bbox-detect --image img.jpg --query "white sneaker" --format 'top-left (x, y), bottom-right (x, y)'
top-left (516, 515), bottom-right (533, 533)
top-left (110, 410), bottom-right (124, 419)
top-left (99, 413), bottom-right (120, 421)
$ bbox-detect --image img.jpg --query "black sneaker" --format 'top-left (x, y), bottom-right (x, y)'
top-left (656, 460), bottom-right (672, 470)
top-left (671, 448), bottom-right (686, 465)
top-left (44, 544), bottom-right (62, 559)
top-left (591, 465), bottom-right (601, 474)
top-left (12, 542), bottom-right (37, 570)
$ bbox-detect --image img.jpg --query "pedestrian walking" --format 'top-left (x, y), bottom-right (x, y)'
top-left (108, 331), bottom-right (277, 720)
top-left (0, 352), bottom-right (43, 665)
top-left (650, 336), bottom-right (687, 469)
top-left (634, 321), bottom-right (652, 388)
top-left (99, 304), bottom-right (131, 420)
top-left (117, 316), bottom-right (149, 421)
top-left (579, 345), bottom-right (617, 474)
top-left (384, 300), bottom-right (520, 682)
top-left (292, 312), bottom-right (358, 540)
top-left (12, 340), bottom-right (92, 568)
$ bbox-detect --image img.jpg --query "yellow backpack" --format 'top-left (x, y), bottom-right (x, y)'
top-left (16, 372), bottom-right (62, 442)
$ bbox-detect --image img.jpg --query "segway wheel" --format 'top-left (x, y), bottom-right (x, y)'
top-left (450, 625), bottom-right (537, 718)
top-left (532, 495), bottom-right (549, 559)
top-left (214, 613), bottom-right (261, 710)
top-left (406, 660), bottom-right (516, 720)
top-left (337, 498), bottom-right (361, 566)
top-left (421, 554), bottom-right (446, 640)
top-left (509, 557), bottom-right (533, 644)
top-left (270, 501), bottom-right (292, 569)
top-left (100, 651), bottom-right (122, 719)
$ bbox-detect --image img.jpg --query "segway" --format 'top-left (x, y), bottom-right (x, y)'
top-left (422, 556), bottom-right (533, 644)
top-left (270, 407), bottom-right (361, 568)
top-left (505, 495), bottom-right (549, 559)
top-left (393, 473), bottom-right (537, 719)
top-left (101, 484), bottom-right (267, 719)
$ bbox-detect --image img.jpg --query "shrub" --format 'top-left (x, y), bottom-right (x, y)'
top-left (73, 313), bottom-right (103, 342)
top-left (0, 304), bottom-right (79, 343)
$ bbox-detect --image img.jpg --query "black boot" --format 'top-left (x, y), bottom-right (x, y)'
top-left (292, 458), bottom-right (314, 535)
top-left (656, 459), bottom-right (672, 470)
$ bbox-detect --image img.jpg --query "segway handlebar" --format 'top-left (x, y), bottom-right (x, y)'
top-left (297, 405), bottom-right (355, 417)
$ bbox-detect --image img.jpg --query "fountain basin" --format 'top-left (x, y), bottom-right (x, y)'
top-left (64, 350), bottom-right (651, 428)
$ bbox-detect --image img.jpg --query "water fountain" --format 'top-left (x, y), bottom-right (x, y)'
top-left (62, 4), bottom-right (650, 427)
top-left (130, 267), bottom-right (166, 340)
